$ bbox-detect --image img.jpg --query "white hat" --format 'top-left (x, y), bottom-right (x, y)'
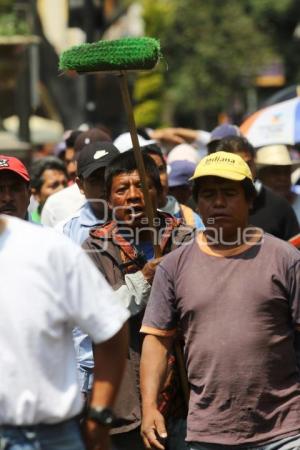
top-left (255, 145), bottom-right (300, 168)
top-left (167, 144), bottom-right (200, 165)
top-left (113, 132), bottom-right (155, 153)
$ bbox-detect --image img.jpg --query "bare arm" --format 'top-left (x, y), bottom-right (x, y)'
top-left (85, 323), bottom-right (128, 450)
top-left (149, 127), bottom-right (201, 145)
top-left (140, 334), bottom-right (174, 450)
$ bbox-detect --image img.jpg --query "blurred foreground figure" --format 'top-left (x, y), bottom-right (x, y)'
top-left (0, 215), bottom-right (129, 450)
top-left (140, 152), bottom-right (300, 450)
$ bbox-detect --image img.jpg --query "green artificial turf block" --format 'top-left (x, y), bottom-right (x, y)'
top-left (59, 37), bottom-right (161, 73)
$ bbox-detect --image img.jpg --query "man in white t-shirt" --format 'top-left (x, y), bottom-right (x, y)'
top-left (0, 215), bottom-right (129, 450)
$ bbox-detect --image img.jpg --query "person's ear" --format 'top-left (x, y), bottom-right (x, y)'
top-left (75, 176), bottom-right (84, 195)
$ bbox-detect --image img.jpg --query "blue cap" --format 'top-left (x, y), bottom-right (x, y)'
top-left (209, 124), bottom-right (241, 143)
top-left (168, 160), bottom-right (196, 187)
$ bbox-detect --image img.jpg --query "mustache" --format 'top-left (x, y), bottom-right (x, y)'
top-left (0, 202), bottom-right (16, 210)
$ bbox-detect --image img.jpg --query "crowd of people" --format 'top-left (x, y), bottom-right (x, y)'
top-left (0, 121), bottom-right (300, 450)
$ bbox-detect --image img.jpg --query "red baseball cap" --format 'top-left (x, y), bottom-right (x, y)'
top-left (0, 155), bottom-right (30, 182)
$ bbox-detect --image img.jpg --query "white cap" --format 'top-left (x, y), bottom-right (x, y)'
top-left (167, 143), bottom-right (200, 165)
top-left (113, 132), bottom-right (155, 153)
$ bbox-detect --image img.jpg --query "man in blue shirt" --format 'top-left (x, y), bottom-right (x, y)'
top-left (57, 141), bottom-right (119, 395)
top-left (58, 141), bottom-right (119, 244)
top-left (58, 142), bottom-right (158, 397)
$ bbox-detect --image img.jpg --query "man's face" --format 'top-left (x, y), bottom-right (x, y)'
top-left (196, 177), bottom-right (251, 242)
top-left (108, 170), bottom-right (158, 228)
top-left (64, 147), bottom-right (76, 181)
top-left (0, 171), bottom-right (30, 219)
top-left (34, 169), bottom-right (67, 207)
top-left (76, 168), bottom-right (106, 217)
top-left (258, 165), bottom-right (291, 199)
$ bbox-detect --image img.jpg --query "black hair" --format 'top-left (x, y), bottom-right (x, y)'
top-left (215, 136), bottom-right (255, 158)
top-left (192, 177), bottom-right (256, 203)
top-left (105, 149), bottom-right (162, 198)
top-left (30, 156), bottom-right (67, 192)
top-left (207, 140), bottom-right (221, 154)
top-left (136, 127), bottom-right (152, 140)
top-left (65, 130), bottom-right (82, 148)
top-left (142, 143), bottom-right (166, 168)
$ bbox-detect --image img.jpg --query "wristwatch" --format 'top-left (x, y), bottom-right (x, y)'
top-left (87, 406), bottom-right (116, 427)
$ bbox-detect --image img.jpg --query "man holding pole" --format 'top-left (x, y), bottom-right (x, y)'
top-left (83, 149), bottom-right (194, 450)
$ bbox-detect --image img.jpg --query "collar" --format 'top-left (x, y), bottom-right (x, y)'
top-left (160, 195), bottom-right (181, 215)
top-left (90, 211), bottom-right (182, 272)
top-left (79, 202), bottom-right (105, 227)
top-left (197, 229), bottom-right (263, 257)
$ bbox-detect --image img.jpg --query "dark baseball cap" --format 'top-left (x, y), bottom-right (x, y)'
top-left (209, 124), bottom-right (241, 143)
top-left (77, 141), bottom-right (119, 178)
top-left (74, 128), bottom-right (112, 153)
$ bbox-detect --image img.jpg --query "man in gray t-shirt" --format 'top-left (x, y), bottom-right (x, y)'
top-left (140, 151), bottom-right (300, 450)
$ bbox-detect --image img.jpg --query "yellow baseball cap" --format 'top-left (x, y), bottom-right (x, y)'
top-left (190, 151), bottom-right (253, 182)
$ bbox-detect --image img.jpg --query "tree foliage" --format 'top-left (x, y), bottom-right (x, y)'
top-left (245, 0), bottom-right (300, 83)
top-left (133, 71), bottom-right (163, 127)
top-left (0, 0), bottom-right (30, 35)
top-left (130, 0), bottom-right (299, 128)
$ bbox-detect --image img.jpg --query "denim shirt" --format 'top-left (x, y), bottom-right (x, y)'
top-left (160, 195), bottom-right (205, 230)
top-left (62, 201), bottom-right (103, 246)
top-left (62, 202), bottom-right (104, 371)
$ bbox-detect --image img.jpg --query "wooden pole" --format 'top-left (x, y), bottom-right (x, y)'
top-left (118, 71), bottom-right (161, 258)
top-left (118, 71), bottom-right (189, 406)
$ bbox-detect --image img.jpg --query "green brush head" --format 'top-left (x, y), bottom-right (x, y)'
top-left (59, 37), bottom-right (161, 73)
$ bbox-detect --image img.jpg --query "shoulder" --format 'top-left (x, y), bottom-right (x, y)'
top-left (262, 232), bottom-right (300, 262)
top-left (83, 221), bottom-right (116, 247)
top-left (41, 185), bottom-right (85, 225)
top-left (264, 187), bottom-right (295, 211)
top-left (160, 238), bottom-right (196, 274)
top-left (44, 185), bottom-right (75, 207)
top-left (55, 209), bottom-right (81, 235)
top-left (6, 216), bottom-right (82, 257)
top-left (82, 222), bottom-right (121, 268)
